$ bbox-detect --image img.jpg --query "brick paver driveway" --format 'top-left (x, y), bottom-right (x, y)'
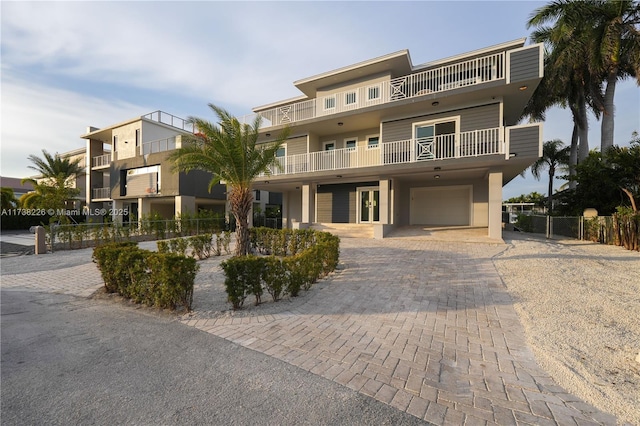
top-left (183, 236), bottom-right (615, 425)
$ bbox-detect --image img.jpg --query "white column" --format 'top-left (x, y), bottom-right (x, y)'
top-left (281, 191), bottom-right (289, 229)
top-left (112, 199), bottom-right (125, 224)
top-left (379, 179), bottom-right (390, 224)
top-left (175, 195), bottom-right (195, 217)
top-left (488, 171), bottom-right (503, 240)
top-left (302, 184), bottom-right (315, 224)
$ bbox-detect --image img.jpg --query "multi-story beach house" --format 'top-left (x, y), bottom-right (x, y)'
top-left (245, 38), bottom-right (543, 239)
top-left (80, 111), bottom-right (227, 222)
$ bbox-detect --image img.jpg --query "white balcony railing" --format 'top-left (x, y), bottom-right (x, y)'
top-left (141, 136), bottom-right (177, 155)
top-left (262, 127), bottom-right (504, 177)
top-left (142, 111), bottom-right (194, 133)
top-left (92, 153), bottom-right (111, 168)
top-left (92, 187), bottom-right (110, 200)
top-left (242, 52), bottom-right (505, 128)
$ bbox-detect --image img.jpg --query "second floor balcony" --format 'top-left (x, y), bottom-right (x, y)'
top-left (261, 127), bottom-right (504, 178)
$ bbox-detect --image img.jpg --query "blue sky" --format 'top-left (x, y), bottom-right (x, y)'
top-left (1, 1), bottom-right (638, 200)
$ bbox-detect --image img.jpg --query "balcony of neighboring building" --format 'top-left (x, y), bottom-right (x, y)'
top-left (92, 187), bottom-right (111, 201)
top-left (92, 153), bottom-right (111, 169)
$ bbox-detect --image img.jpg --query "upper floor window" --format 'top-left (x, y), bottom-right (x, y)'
top-left (345, 138), bottom-right (357, 150)
top-left (345, 91), bottom-right (357, 106)
top-left (367, 85), bottom-right (380, 101)
top-left (276, 147), bottom-right (286, 158)
top-left (135, 129), bottom-right (140, 147)
top-left (324, 142), bottom-right (335, 151)
top-left (113, 135), bottom-right (118, 151)
top-left (324, 96), bottom-right (336, 111)
top-left (367, 136), bottom-right (379, 149)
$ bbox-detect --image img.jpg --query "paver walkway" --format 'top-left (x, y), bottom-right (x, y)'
top-left (0, 235), bottom-right (616, 425)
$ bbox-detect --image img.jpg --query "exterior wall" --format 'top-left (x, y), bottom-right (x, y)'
top-left (316, 181), bottom-right (378, 223)
top-left (381, 103), bottom-right (500, 142)
top-left (508, 45), bottom-right (542, 83)
top-left (508, 124), bottom-right (541, 158)
top-left (113, 122), bottom-right (141, 160)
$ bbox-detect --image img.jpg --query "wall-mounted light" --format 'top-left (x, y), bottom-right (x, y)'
top-left (434, 175), bottom-right (441, 179)
top-left (519, 85), bottom-right (528, 91)
top-left (432, 101), bottom-right (439, 107)
top-left (338, 122), bottom-right (344, 126)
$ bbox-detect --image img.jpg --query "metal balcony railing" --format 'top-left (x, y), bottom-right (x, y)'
top-left (241, 52), bottom-right (505, 128)
top-left (261, 127), bottom-right (504, 177)
top-left (92, 187), bottom-right (110, 200)
top-left (142, 111), bottom-right (194, 133)
top-left (92, 153), bottom-right (111, 168)
top-left (140, 136), bottom-right (177, 155)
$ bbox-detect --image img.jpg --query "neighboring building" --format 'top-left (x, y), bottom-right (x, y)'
top-left (244, 38), bottom-right (544, 239)
top-left (0, 176), bottom-right (34, 202)
top-left (80, 111), bottom-right (227, 222)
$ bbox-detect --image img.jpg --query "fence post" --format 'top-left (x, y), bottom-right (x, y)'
top-left (546, 216), bottom-right (551, 239)
top-left (579, 216), bottom-right (584, 240)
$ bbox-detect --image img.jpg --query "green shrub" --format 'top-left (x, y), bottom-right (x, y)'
top-left (262, 257), bottom-right (287, 301)
top-left (92, 241), bottom-right (139, 293)
top-left (147, 253), bottom-right (198, 310)
top-left (169, 237), bottom-right (189, 256)
top-left (157, 240), bottom-right (170, 254)
top-left (220, 256), bottom-right (254, 309)
top-left (189, 234), bottom-right (212, 259)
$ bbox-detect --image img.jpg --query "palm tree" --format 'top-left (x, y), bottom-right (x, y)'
top-left (528, 0), bottom-right (640, 155)
top-left (169, 104), bottom-right (290, 256)
top-left (530, 139), bottom-right (571, 213)
top-left (1, 187), bottom-right (18, 209)
top-left (20, 150), bottom-right (84, 213)
top-left (589, 0), bottom-right (640, 152)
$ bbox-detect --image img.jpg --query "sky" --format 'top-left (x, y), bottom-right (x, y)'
top-left (1, 1), bottom-right (639, 200)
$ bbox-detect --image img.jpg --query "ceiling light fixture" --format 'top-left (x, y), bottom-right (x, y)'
top-left (519, 85), bottom-right (528, 91)
top-left (265, 133), bottom-right (271, 137)
top-left (338, 122), bottom-right (344, 126)
top-left (432, 101), bottom-right (439, 107)
top-left (434, 175), bottom-right (440, 179)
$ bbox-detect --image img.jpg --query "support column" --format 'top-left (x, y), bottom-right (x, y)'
top-left (488, 171), bottom-right (503, 240)
top-left (175, 195), bottom-right (195, 218)
top-left (374, 179), bottom-right (394, 239)
top-left (138, 197), bottom-right (151, 218)
top-left (301, 183), bottom-right (316, 225)
top-left (112, 199), bottom-right (125, 224)
top-left (281, 191), bottom-right (289, 229)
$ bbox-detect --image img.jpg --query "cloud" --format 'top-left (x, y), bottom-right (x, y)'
top-left (1, 73), bottom-right (149, 178)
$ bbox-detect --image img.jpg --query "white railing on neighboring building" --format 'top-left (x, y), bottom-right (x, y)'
top-left (92, 187), bottom-right (110, 200)
top-left (242, 52), bottom-right (505, 128)
top-left (141, 136), bottom-right (177, 155)
top-left (92, 153), bottom-right (111, 168)
top-left (142, 111), bottom-right (194, 133)
top-left (261, 127), bottom-right (504, 177)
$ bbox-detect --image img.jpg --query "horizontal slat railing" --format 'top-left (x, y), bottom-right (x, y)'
top-left (260, 127), bottom-right (504, 178)
top-left (243, 52), bottom-right (504, 128)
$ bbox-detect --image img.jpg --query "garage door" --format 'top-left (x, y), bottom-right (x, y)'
top-left (410, 186), bottom-right (471, 225)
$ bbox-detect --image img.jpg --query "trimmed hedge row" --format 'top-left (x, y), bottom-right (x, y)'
top-left (92, 242), bottom-right (199, 310)
top-left (157, 231), bottom-right (232, 259)
top-left (221, 228), bottom-right (340, 310)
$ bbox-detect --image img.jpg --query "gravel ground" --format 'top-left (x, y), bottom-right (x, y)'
top-left (493, 231), bottom-right (640, 425)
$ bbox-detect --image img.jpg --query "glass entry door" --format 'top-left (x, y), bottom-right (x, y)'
top-left (358, 187), bottom-right (379, 223)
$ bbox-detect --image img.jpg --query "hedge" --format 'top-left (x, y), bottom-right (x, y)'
top-left (92, 242), bottom-right (199, 310)
top-left (221, 228), bottom-right (340, 310)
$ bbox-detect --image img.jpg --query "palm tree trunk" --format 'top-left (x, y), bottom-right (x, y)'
top-left (548, 166), bottom-right (555, 213)
top-left (228, 186), bottom-right (253, 256)
top-left (601, 70), bottom-right (617, 154)
top-left (577, 95), bottom-right (590, 161)
top-left (569, 124), bottom-right (578, 190)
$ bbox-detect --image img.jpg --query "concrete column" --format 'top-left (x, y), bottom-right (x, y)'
top-left (301, 184), bottom-right (315, 224)
top-left (175, 195), bottom-right (195, 218)
top-left (34, 226), bottom-right (47, 255)
top-left (488, 171), bottom-right (503, 240)
top-left (138, 197), bottom-right (151, 218)
top-left (112, 199), bottom-right (125, 224)
top-left (379, 179), bottom-right (390, 224)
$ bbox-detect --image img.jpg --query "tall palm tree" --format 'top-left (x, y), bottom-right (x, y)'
top-left (590, 0), bottom-right (640, 152)
top-left (530, 139), bottom-right (571, 213)
top-left (169, 104), bottom-right (290, 256)
top-left (1, 187), bottom-right (18, 209)
top-left (20, 150), bottom-right (84, 212)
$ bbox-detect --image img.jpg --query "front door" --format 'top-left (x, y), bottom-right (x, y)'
top-left (358, 187), bottom-right (379, 223)
top-left (415, 124), bottom-right (435, 160)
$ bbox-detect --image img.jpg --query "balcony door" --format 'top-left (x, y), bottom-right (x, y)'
top-left (358, 187), bottom-right (379, 223)
top-left (413, 117), bottom-right (459, 160)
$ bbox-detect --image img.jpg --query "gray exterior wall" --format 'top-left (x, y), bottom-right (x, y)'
top-left (316, 182), bottom-right (378, 223)
top-left (509, 45), bottom-right (541, 83)
top-left (509, 125), bottom-right (541, 158)
top-left (285, 136), bottom-right (307, 156)
top-left (380, 103), bottom-right (500, 142)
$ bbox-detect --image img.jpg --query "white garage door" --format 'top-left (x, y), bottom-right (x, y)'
top-left (410, 186), bottom-right (471, 225)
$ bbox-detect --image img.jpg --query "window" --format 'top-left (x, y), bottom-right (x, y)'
top-left (367, 85), bottom-right (380, 101)
top-left (324, 142), bottom-right (335, 151)
top-left (113, 135), bottom-right (118, 151)
top-left (324, 96), bottom-right (336, 110)
top-left (345, 91), bottom-right (357, 105)
top-left (367, 136), bottom-right (379, 149)
top-left (345, 138), bottom-right (357, 150)
top-left (135, 129), bottom-right (140, 148)
top-left (254, 190), bottom-right (261, 201)
top-left (276, 147), bottom-right (286, 157)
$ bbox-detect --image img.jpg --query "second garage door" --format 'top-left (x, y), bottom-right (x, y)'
top-left (410, 186), bottom-right (471, 225)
